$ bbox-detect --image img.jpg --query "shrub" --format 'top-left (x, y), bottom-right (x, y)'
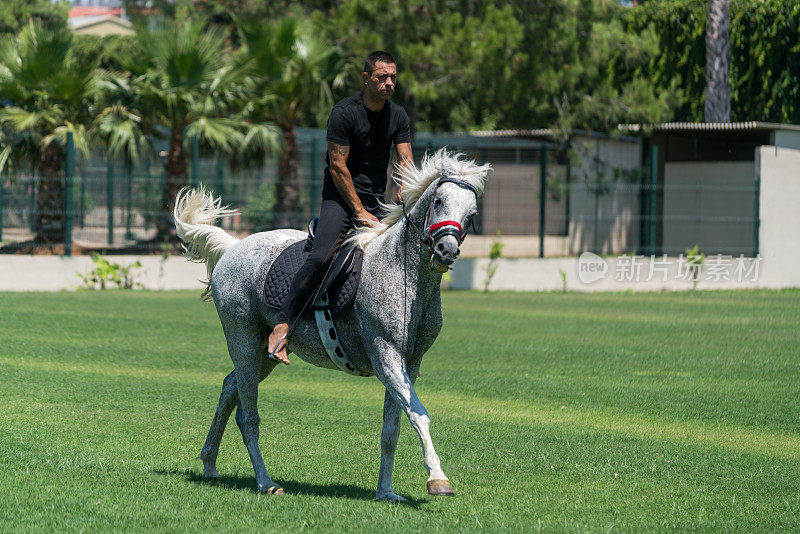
top-left (78, 253), bottom-right (142, 290)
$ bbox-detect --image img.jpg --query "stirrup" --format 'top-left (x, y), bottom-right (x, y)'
top-left (267, 332), bottom-right (289, 363)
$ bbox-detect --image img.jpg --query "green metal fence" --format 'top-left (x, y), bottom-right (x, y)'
top-left (0, 129), bottom-right (760, 258)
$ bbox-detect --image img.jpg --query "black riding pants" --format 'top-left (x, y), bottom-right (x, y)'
top-left (275, 194), bottom-right (380, 325)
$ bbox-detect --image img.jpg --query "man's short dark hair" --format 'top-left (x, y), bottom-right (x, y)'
top-left (364, 51), bottom-right (396, 75)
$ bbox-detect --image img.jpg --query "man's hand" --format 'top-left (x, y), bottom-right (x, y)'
top-left (356, 209), bottom-right (380, 227)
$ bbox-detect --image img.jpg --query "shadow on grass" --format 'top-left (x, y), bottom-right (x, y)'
top-left (154, 469), bottom-right (428, 507)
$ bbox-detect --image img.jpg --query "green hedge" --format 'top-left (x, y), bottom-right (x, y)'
top-left (627, 0), bottom-right (800, 123)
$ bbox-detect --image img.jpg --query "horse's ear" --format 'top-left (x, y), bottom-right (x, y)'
top-left (441, 159), bottom-right (455, 179)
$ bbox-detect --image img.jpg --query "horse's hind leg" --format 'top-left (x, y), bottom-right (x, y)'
top-left (198, 370), bottom-right (237, 478)
top-left (227, 327), bottom-right (284, 494)
top-left (198, 353), bottom-right (280, 479)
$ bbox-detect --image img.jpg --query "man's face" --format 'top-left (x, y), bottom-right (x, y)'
top-left (362, 61), bottom-right (397, 101)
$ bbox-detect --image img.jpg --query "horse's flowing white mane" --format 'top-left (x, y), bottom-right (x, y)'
top-left (349, 149), bottom-right (491, 249)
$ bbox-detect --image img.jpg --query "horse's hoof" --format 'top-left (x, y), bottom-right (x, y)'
top-left (427, 479), bottom-right (455, 496)
top-left (258, 483), bottom-right (285, 495)
top-left (375, 491), bottom-right (407, 502)
top-left (198, 456), bottom-right (220, 479)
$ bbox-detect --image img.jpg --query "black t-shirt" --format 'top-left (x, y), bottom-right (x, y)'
top-left (322, 90), bottom-right (411, 203)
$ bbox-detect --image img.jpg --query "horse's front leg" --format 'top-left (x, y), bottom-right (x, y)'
top-left (371, 344), bottom-right (454, 497)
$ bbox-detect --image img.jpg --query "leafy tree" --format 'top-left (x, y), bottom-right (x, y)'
top-left (319, 0), bottom-right (679, 135)
top-left (239, 16), bottom-right (346, 229)
top-left (0, 0), bottom-right (68, 35)
top-left (627, 0), bottom-right (800, 124)
top-left (0, 23), bottom-right (98, 244)
top-left (121, 15), bottom-right (277, 241)
top-left (93, 75), bottom-right (153, 194)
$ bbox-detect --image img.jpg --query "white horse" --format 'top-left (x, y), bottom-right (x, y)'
top-left (174, 149), bottom-right (490, 501)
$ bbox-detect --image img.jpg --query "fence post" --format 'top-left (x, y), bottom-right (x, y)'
top-left (144, 160), bottom-right (151, 230)
top-left (649, 146), bottom-right (658, 256)
top-left (125, 161), bottom-right (133, 240)
top-left (310, 137), bottom-right (320, 216)
top-left (79, 161), bottom-right (85, 228)
top-left (107, 160), bottom-right (114, 245)
top-left (191, 136), bottom-right (199, 187)
top-left (0, 168), bottom-right (4, 244)
top-left (753, 160), bottom-right (760, 257)
top-left (215, 155), bottom-right (224, 196)
top-left (64, 132), bottom-right (74, 256)
top-left (215, 155), bottom-right (224, 227)
top-left (539, 146), bottom-right (547, 258)
top-left (28, 174), bottom-right (36, 232)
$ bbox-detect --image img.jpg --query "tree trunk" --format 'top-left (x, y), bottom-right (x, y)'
top-left (157, 126), bottom-right (188, 241)
top-left (274, 125), bottom-right (302, 229)
top-left (34, 142), bottom-right (65, 243)
top-left (705, 0), bottom-right (731, 122)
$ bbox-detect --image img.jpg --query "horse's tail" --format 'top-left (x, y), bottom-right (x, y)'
top-left (173, 187), bottom-right (239, 300)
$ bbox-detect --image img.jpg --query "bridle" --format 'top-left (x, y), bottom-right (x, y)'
top-left (402, 165), bottom-right (479, 268)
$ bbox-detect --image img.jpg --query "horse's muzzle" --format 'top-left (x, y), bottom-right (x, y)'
top-left (432, 235), bottom-right (460, 271)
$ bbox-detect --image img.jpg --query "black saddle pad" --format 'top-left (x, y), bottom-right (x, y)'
top-left (260, 239), bottom-right (363, 318)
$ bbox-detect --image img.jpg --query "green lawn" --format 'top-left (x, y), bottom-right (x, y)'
top-left (1, 289), bottom-right (799, 532)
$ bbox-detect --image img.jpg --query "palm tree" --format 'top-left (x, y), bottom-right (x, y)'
top-left (239, 17), bottom-right (347, 229)
top-left (128, 16), bottom-right (278, 241)
top-left (93, 76), bottom-right (152, 169)
top-left (705, 0), bottom-right (731, 122)
top-left (0, 23), bottom-right (97, 245)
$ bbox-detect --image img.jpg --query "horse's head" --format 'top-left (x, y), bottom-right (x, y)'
top-left (346, 149), bottom-right (490, 264)
top-left (424, 159), bottom-right (489, 273)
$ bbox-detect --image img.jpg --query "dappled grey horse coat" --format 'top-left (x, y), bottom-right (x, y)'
top-left (173, 150), bottom-right (490, 500)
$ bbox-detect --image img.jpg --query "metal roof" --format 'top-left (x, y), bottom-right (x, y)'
top-left (618, 121), bottom-right (800, 133)
top-left (469, 128), bottom-right (555, 138)
top-left (467, 128), bottom-right (640, 143)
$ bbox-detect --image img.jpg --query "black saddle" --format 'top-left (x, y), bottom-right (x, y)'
top-left (260, 218), bottom-right (363, 318)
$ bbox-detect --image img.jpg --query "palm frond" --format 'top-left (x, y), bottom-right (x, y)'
top-left (0, 145), bottom-right (11, 175)
top-left (140, 18), bottom-right (228, 92)
top-left (14, 22), bottom-right (73, 90)
top-left (185, 117), bottom-right (245, 154)
top-left (239, 17), bottom-right (347, 127)
top-left (241, 122), bottom-right (281, 154)
top-left (0, 107), bottom-right (61, 132)
top-left (42, 122), bottom-right (91, 161)
top-left (239, 17), bottom-right (297, 82)
top-left (94, 106), bottom-right (151, 164)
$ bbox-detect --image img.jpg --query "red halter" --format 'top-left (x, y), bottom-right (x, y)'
top-left (402, 172), bottom-right (479, 269)
top-left (422, 176), bottom-right (477, 248)
top-left (428, 220), bottom-right (464, 236)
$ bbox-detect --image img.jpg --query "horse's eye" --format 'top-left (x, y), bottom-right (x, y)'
top-left (434, 198), bottom-right (442, 207)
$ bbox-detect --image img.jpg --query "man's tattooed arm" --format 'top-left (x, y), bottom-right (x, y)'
top-left (327, 142), bottom-right (377, 226)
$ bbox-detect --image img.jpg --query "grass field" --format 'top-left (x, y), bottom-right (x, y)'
top-left (1, 289), bottom-right (799, 532)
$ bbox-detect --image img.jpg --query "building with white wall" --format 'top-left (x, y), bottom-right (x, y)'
top-left (622, 122), bottom-right (800, 257)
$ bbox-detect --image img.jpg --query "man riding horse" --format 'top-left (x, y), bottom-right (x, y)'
top-left (267, 51), bottom-right (414, 365)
